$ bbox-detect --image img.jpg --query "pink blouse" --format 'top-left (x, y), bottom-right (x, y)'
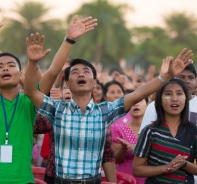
top-left (111, 116), bottom-right (145, 184)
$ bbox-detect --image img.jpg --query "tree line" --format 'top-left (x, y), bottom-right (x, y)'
top-left (0, 0), bottom-right (197, 73)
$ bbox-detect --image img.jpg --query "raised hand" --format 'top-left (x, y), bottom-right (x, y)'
top-left (50, 87), bottom-right (63, 100)
top-left (167, 48), bottom-right (193, 77)
top-left (160, 56), bottom-right (171, 75)
top-left (26, 32), bottom-right (51, 63)
top-left (66, 15), bottom-right (97, 40)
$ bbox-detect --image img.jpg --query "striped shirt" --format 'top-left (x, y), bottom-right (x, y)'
top-left (134, 123), bottom-right (197, 184)
top-left (38, 95), bottom-right (125, 179)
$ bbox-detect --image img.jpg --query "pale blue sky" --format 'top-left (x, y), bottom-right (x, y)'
top-left (1, 0), bottom-right (197, 27)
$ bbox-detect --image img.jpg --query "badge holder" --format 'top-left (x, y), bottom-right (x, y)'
top-left (0, 133), bottom-right (13, 163)
top-left (0, 145), bottom-right (13, 163)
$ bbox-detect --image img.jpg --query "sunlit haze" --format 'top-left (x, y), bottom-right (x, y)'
top-left (1, 0), bottom-right (197, 27)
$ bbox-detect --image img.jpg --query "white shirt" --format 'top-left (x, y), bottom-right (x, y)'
top-left (139, 96), bottom-right (197, 133)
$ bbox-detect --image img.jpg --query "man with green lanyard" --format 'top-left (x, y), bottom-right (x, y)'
top-left (0, 52), bottom-right (36, 184)
top-left (0, 15), bottom-right (97, 183)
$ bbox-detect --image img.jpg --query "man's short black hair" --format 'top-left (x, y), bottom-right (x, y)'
top-left (64, 58), bottom-right (97, 81)
top-left (64, 66), bottom-right (70, 81)
top-left (184, 63), bottom-right (196, 78)
top-left (0, 52), bottom-right (22, 71)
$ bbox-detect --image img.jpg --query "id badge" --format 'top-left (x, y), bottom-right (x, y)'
top-left (0, 145), bottom-right (13, 163)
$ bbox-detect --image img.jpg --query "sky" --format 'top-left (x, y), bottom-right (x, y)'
top-left (1, 0), bottom-right (197, 27)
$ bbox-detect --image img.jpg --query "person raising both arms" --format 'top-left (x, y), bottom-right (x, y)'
top-left (24, 28), bottom-right (192, 184)
top-left (34, 71), bottom-right (117, 184)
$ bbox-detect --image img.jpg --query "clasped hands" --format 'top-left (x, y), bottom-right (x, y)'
top-left (164, 154), bottom-right (188, 173)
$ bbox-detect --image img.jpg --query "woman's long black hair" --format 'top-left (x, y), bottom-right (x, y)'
top-left (154, 77), bottom-right (190, 126)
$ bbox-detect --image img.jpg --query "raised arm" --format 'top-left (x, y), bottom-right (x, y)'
top-left (25, 15), bottom-right (97, 108)
top-left (124, 48), bottom-right (193, 111)
top-left (160, 56), bottom-right (171, 75)
top-left (24, 33), bottom-right (51, 109)
top-left (39, 15), bottom-right (97, 95)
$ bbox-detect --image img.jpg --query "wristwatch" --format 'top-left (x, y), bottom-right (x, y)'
top-left (64, 36), bottom-right (76, 44)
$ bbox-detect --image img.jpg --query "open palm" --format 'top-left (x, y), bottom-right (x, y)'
top-left (26, 33), bottom-right (51, 63)
top-left (167, 48), bottom-right (193, 77)
top-left (66, 15), bottom-right (97, 40)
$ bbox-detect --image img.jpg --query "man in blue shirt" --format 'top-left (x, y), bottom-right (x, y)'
top-left (24, 18), bottom-right (193, 183)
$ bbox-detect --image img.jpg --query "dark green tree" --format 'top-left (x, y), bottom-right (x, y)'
top-left (163, 12), bottom-right (197, 64)
top-left (66, 0), bottom-right (133, 68)
top-left (0, 1), bottom-right (65, 67)
top-left (130, 26), bottom-right (171, 70)
top-left (129, 11), bottom-right (197, 71)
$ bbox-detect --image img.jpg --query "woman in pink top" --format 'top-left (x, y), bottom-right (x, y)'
top-left (111, 96), bottom-right (148, 184)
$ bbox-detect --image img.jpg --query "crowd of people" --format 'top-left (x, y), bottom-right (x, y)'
top-left (0, 14), bottom-right (197, 184)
